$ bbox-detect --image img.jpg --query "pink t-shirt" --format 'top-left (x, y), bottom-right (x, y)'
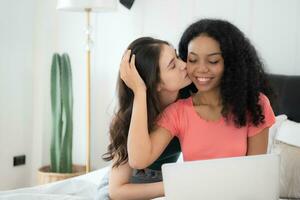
top-left (157, 93), bottom-right (275, 161)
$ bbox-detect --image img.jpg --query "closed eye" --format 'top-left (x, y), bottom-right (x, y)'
top-left (188, 59), bottom-right (196, 63)
top-left (209, 60), bottom-right (219, 64)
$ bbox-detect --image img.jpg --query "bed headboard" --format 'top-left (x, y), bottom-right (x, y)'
top-left (268, 74), bottom-right (300, 123)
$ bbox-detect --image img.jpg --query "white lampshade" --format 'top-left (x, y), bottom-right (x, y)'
top-left (57, 0), bottom-right (117, 12)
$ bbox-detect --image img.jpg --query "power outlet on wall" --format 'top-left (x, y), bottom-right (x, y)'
top-left (13, 155), bottom-right (26, 166)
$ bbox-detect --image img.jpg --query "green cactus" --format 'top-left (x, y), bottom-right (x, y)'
top-left (50, 53), bottom-right (73, 173)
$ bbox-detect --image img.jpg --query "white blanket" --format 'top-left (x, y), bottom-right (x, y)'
top-left (0, 166), bottom-right (110, 200)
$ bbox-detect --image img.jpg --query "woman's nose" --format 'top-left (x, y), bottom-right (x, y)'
top-left (198, 62), bottom-right (209, 73)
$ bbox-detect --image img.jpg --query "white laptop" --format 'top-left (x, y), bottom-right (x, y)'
top-left (161, 154), bottom-right (280, 200)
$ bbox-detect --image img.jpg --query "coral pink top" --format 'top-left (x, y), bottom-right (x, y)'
top-left (157, 93), bottom-right (275, 161)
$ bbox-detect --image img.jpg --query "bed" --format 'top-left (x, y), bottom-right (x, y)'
top-left (0, 166), bottom-right (110, 200)
top-left (268, 74), bottom-right (300, 122)
top-left (0, 74), bottom-right (299, 200)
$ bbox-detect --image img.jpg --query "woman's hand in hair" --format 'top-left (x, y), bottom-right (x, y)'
top-left (120, 50), bottom-right (146, 94)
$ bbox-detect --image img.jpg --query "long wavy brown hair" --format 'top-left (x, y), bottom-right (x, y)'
top-left (102, 37), bottom-right (172, 168)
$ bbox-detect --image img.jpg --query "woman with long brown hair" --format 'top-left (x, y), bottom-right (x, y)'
top-left (100, 37), bottom-right (192, 199)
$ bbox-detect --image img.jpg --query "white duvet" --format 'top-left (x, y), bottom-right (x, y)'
top-left (0, 166), bottom-right (110, 200)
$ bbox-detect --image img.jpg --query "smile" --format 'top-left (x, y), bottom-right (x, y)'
top-left (196, 77), bottom-right (213, 83)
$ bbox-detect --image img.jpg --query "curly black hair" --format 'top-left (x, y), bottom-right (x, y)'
top-left (179, 19), bottom-right (275, 127)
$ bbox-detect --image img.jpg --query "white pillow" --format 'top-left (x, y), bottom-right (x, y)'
top-left (276, 119), bottom-right (300, 147)
top-left (267, 115), bottom-right (288, 153)
top-left (270, 118), bottom-right (300, 199)
top-left (271, 141), bottom-right (300, 198)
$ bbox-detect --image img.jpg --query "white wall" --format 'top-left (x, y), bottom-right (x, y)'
top-left (0, 0), bottom-right (35, 190)
top-left (1, 0), bottom-right (299, 190)
top-left (30, 0), bottom-right (58, 186)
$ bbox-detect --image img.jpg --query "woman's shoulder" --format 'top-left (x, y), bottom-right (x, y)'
top-left (258, 92), bottom-right (271, 106)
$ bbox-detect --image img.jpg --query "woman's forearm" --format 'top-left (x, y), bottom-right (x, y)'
top-left (127, 89), bottom-right (152, 169)
top-left (110, 181), bottom-right (164, 200)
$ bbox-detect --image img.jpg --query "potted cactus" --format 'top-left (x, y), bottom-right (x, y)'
top-left (38, 53), bottom-right (85, 184)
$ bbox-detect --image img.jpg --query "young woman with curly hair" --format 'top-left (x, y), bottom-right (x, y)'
top-left (100, 37), bottom-right (192, 199)
top-left (123, 19), bottom-right (276, 170)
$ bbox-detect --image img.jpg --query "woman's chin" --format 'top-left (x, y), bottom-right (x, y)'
top-left (194, 82), bottom-right (212, 91)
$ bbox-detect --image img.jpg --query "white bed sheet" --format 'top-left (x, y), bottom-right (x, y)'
top-left (0, 166), bottom-right (110, 200)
